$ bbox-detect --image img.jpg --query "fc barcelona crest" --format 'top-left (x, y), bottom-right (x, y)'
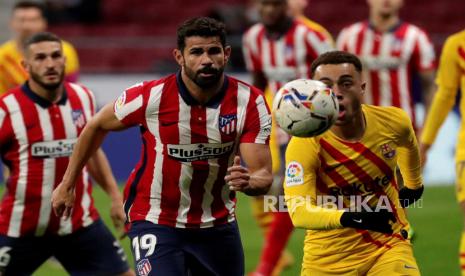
top-left (219, 114), bottom-right (237, 135)
top-left (380, 143), bottom-right (396, 159)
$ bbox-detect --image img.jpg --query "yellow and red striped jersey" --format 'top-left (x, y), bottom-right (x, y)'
top-left (0, 39), bottom-right (79, 94)
top-left (284, 104), bottom-right (422, 269)
top-left (421, 29), bottom-right (465, 160)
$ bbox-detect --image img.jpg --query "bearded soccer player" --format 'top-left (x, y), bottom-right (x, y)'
top-left (243, 0), bottom-right (332, 274)
top-left (0, 32), bottom-right (132, 275)
top-left (0, 1), bottom-right (79, 94)
top-left (336, 0), bottom-right (436, 128)
top-left (420, 29), bottom-right (465, 275)
top-left (52, 17), bottom-right (272, 275)
top-left (284, 51), bottom-right (423, 275)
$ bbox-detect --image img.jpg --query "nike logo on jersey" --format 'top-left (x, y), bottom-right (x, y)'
top-left (353, 219), bottom-right (362, 223)
top-left (404, 264), bottom-right (417, 269)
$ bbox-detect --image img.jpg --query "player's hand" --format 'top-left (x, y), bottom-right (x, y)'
top-left (419, 143), bottom-right (431, 169)
top-left (340, 209), bottom-right (396, 234)
top-left (225, 156), bottom-right (250, 192)
top-left (51, 182), bottom-right (75, 219)
top-left (110, 199), bottom-right (126, 237)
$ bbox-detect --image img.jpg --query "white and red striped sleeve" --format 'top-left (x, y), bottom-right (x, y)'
top-left (411, 28), bottom-right (436, 71)
top-left (0, 102), bottom-right (10, 146)
top-left (242, 24), bottom-right (263, 73)
top-left (114, 82), bottom-right (147, 126)
top-left (240, 86), bottom-right (271, 144)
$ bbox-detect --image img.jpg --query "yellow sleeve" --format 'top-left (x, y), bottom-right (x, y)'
top-left (62, 41), bottom-right (80, 78)
top-left (395, 110), bottom-right (423, 189)
top-left (284, 137), bottom-right (344, 230)
top-left (420, 35), bottom-right (460, 145)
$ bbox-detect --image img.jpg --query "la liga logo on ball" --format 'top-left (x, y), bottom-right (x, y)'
top-left (272, 79), bottom-right (339, 137)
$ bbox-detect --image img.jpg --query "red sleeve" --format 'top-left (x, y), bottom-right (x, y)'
top-left (242, 28), bottom-right (263, 73)
top-left (240, 91), bottom-right (272, 144)
top-left (0, 102), bottom-right (12, 148)
top-left (113, 82), bottom-right (147, 127)
top-left (411, 29), bottom-right (436, 71)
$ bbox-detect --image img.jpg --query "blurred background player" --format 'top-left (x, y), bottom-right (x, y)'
top-left (420, 29), bottom-right (465, 275)
top-left (242, 0), bottom-right (333, 274)
top-left (336, 0), bottom-right (436, 130)
top-left (336, 0), bottom-right (436, 240)
top-left (0, 1), bottom-right (79, 94)
top-left (285, 50), bottom-right (423, 275)
top-left (0, 32), bottom-right (132, 275)
top-left (52, 17), bottom-right (273, 275)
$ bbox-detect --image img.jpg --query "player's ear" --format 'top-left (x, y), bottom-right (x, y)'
top-left (224, 45), bottom-right (231, 63)
top-left (173, 49), bottom-right (184, 67)
top-left (21, 59), bottom-right (29, 71)
top-left (360, 82), bottom-right (366, 95)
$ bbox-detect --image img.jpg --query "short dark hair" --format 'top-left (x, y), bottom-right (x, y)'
top-left (13, 1), bottom-right (46, 18)
top-left (177, 17), bottom-right (226, 51)
top-left (23, 32), bottom-right (61, 50)
top-left (311, 51), bottom-right (363, 77)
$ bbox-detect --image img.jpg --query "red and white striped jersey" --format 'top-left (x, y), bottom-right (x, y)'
top-left (115, 73), bottom-right (271, 228)
top-left (337, 21), bottom-right (436, 125)
top-left (0, 82), bottom-right (99, 237)
top-left (243, 18), bottom-right (333, 94)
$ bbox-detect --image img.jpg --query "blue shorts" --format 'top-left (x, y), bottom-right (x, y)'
top-left (128, 221), bottom-right (244, 276)
top-left (0, 219), bottom-right (130, 276)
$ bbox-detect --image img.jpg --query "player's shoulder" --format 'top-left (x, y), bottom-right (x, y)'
top-left (296, 17), bottom-right (328, 34)
top-left (228, 76), bottom-right (264, 97)
top-left (339, 21), bottom-right (366, 34)
top-left (243, 23), bottom-right (264, 39)
top-left (363, 104), bottom-right (411, 129)
top-left (65, 82), bottom-right (93, 96)
top-left (126, 74), bottom-right (176, 95)
top-left (444, 29), bottom-right (465, 47)
top-left (0, 40), bottom-right (16, 54)
top-left (401, 21), bottom-right (430, 36)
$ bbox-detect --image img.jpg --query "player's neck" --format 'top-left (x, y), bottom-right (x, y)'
top-left (28, 80), bottom-right (64, 104)
top-left (181, 72), bottom-right (224, 105)
top-left (265, 17), bottom-right (293, 39)
top-left (331, 110), bottom-right (366, 142)
top-left (369, 13), bottom-right (400, 33)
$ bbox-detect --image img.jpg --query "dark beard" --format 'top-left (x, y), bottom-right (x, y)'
top-left (185, 66), bottom-right (223, 89)
top-left (30, 70), bottom-right (64, 90)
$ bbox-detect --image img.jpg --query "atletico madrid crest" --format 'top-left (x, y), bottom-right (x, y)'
top-left (72, 109), bottom-right (85, 128)
top-left (219, 114), bottom-right (237, 135)
top-left (137, 259), bottom-right (152, 276)
top-left (380, 143), bottom-right (396, 159)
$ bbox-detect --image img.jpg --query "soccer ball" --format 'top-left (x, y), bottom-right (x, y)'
top-left (272, 79), bottom-right (339, 137)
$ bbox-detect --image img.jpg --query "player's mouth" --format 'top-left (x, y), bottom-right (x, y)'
top-left (337, 105), bottom-right (346, 120)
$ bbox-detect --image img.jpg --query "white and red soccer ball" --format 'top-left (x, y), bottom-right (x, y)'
top-left (272, 79), bottom-right (339, 137)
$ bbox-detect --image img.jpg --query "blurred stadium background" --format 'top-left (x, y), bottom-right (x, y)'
top-left (0, 0), bottom-right (463, 275)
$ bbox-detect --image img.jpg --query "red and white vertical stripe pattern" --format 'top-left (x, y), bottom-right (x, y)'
top-left (337, 21), bottom-right (436, 124)
top-left (0, 82), bottom-right (99, 237)
top-left (118, 75), bottom-right (271, 228)
top-left (243, 20), bottom-right (333, 94)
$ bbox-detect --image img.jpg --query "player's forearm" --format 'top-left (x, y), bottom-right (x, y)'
top-left (62, 120), bottom-right (109, 189)
top-left (420, 86), bottom-right (456, 145)
top-left (397, 146), bottom-right (423, 190)
top-left (285, 195), bottom-right (344, 230)
top-left (243, 167), bottom-right (272, 196)
top-left (87, 148), bottom-right (121, 201)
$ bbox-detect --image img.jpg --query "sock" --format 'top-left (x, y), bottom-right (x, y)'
top-left (255, 211), bottom-right (294, 276)
top-left (460, 232), bottom-right (465, 275)
top-left (251, 196), bottom-right (274, 232)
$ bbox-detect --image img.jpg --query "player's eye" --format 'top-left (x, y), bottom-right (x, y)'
top-left (208, 47), bottom-right (222, 55)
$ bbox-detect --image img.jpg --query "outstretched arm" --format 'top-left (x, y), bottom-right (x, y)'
top-left (87, 148), bottom-right (125, 233)
top-left (52, 103), bottom-right (128, 218)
